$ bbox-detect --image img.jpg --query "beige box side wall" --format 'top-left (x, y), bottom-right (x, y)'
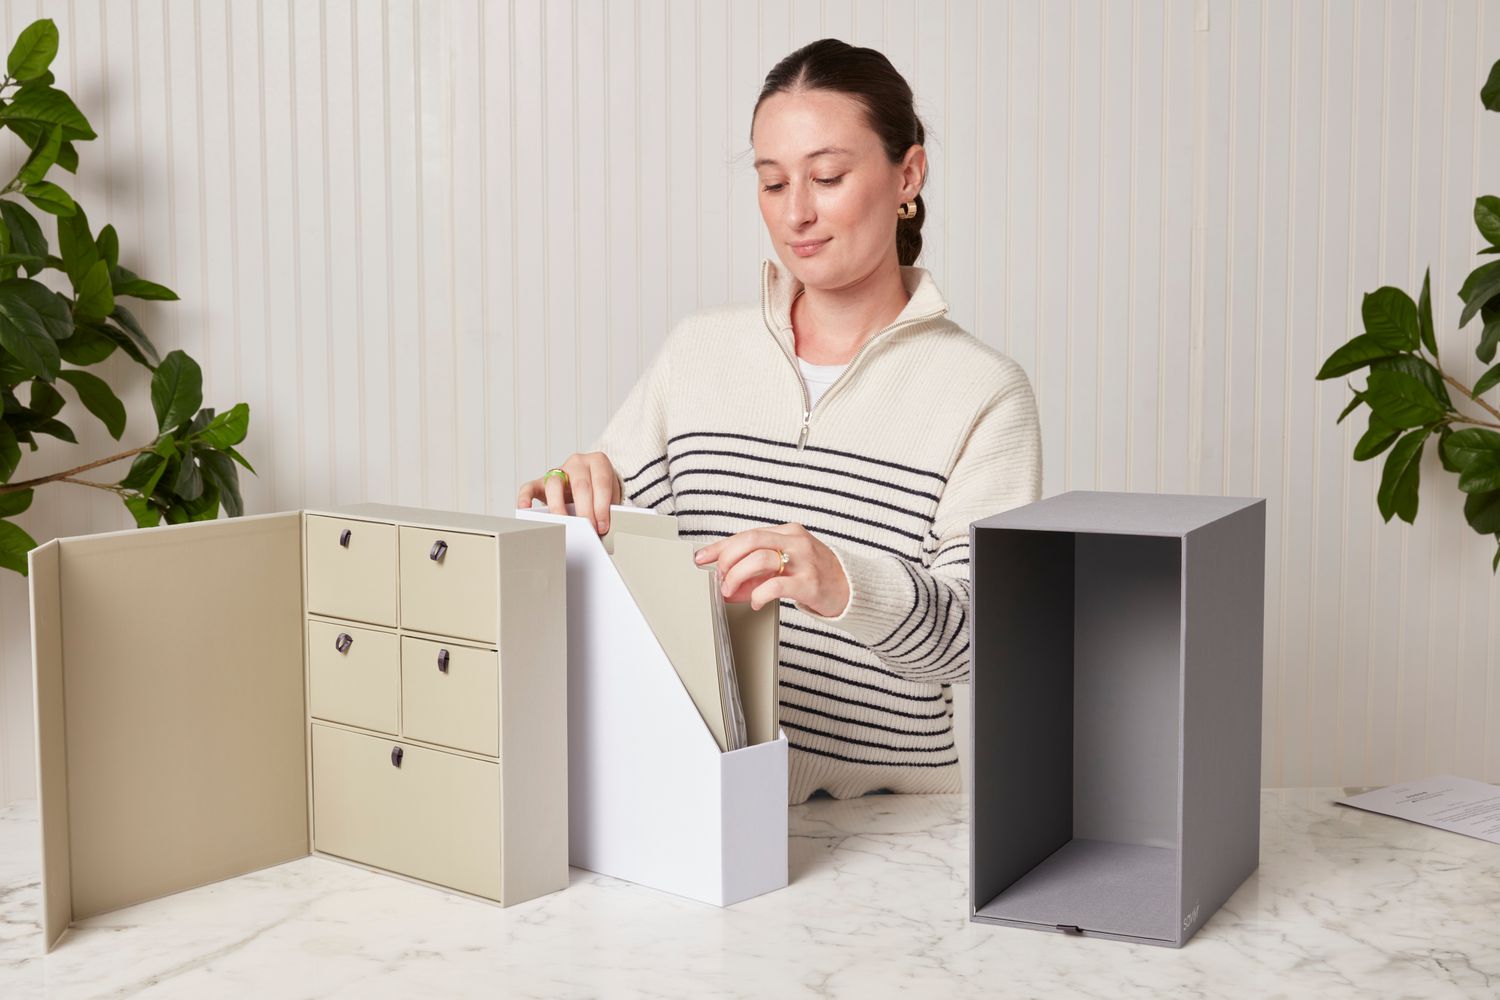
top-left (55, 514), bottom-right (309, 921)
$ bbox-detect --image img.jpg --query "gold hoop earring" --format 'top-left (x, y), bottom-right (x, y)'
top-left (897, 200), bottom-right (917, 220)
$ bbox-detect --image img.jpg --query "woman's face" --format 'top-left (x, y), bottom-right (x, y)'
top-left (751, 88), bottom-right (923, 290)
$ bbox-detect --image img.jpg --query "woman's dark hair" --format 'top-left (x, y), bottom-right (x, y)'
top-left (752, 38), bottom-right (928, 266)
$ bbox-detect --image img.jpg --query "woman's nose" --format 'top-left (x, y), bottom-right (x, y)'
top-left (783, 181), bottom-right (815, 229)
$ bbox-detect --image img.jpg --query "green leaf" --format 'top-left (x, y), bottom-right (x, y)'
top-left (119, 450), bottom-right (162, 491)
top-left (57, 323), bottom-right (114, 365)
top-left (56, 368), bottom-right (126, 439)
top-left (1464, 490), bottom-right (1500, 534)
top-left (21, 180), bottom-right (75, 217)
top-left (172, 445), bottom-right (203, 500)
top-left (1337, 388), bottom-right (1367, 424)
top-left (0, 488), bottom-right (34, 517)
top-left (198, 448), bottom-right (243, 516)
top-left (17, 126), bottom-right (61, 186)
top-left (1317, 334), bottom-right (1398, 380)
top-left (1362, 286), bottom-right (1421, 350)
top-left (55, 207), bottom-right (97, 287)
top-left (225, 445), bottom-right (256, 474)
top-left (54, 139), bottom-right (77, 174)
top-left (0, 86), bottom-right (96, 140)
top-left (1461, 267), bottom-right (1500, 328)
top-left (1458, 456), bottom-right (1500, 493)
top-left (31, 415), bottom-right (75, 443)
top-left (150, 350), bottom-right (202, 431)
top-left (0, 518), bottom-right (38, 575)
top-left (108, 305), bottom-right (159, 365)
top-left (1353, 412), bottom-right (1401, 461)
top-left (7, 19), bottom-right (58, 81)
top-left (1474, 363), bottom-right (1500, 398)
top-left (1479, 197), bottom-right (1500, 247)
top-left (1417, 269), bottom-right (1437, 358)
top-left (0, 200), bottom-right (47, 259)
top-left (0, 278), bottom-right (70, 379)
top-left (73, 259), bottom-right (114, 321)
top-left (111, 271), bottom-right (178, 301)
top-left (1493, 543), bottom-right (1499, 573)
top-left (1377, 427), bottom-right (1430, 524)
top-left (1484, 58), bottom-right (1500, 111)
top-left (1439, 427), bottom-right (1465, 473)
top-left (0, 422), bottom-right (19, 480)
top-left (1481, 319), bottom-right (1500, 364)
top-left (1441, 428), bottom-right (1500, 470)
top-left (123, 494), bottom-right (162, 528)
top-left (96, 225), bottom-right (118, 270)
top-left (29, 378), bottom-right (63, 418)
top-left (1364, 368), bottom-right (1450, 428)
top-left (1371, 355), bottom-right (1452, 408)
top-left (195, 401), bottom-right (249, 449)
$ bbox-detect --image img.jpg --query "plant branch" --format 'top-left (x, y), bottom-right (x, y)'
top-left (1443, 371), bottom-right (1500, 424)
top-left (0, 444), bottom-right (145, 492)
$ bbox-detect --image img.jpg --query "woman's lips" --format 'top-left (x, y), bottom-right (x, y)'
top-left (790, 238), bottom-right (830, 257)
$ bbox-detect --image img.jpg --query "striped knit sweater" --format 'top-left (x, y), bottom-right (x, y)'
top-left (592, 258), bottom-right (1042, 805)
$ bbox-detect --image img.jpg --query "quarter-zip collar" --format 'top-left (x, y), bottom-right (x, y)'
top-left (759, 257), bottom-right (951, 356)
top-left (759, 257), bottom-right (952, 450)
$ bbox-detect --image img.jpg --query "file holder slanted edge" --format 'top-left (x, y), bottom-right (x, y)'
top-left (517, 505), bottom-right (789, 907)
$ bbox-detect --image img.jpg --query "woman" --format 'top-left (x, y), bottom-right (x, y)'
top-left (517, 38), bottom-right (1040, 805)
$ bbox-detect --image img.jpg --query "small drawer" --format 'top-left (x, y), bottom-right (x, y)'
top-left (306, 620), bottom-right (399, 734)
top-left (311, 723), bottom-right (501, 900)
top-left (401, 636), bottom-right (499, 757)
top-left (398, 526), bottom-right (497, 643)
top-left (305, 516), bottom-right (398, 626)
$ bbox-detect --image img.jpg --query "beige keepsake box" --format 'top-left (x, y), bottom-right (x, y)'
top-left (29, 503), bottom-right (568, 951)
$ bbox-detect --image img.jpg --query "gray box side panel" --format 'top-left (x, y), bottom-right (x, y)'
top-left (1073, 534), bottom-right (1182, 850)
top-left (1179, 501), bottom-right (1266, 944)
top-left (970, 528), bottom-right (1074, 910)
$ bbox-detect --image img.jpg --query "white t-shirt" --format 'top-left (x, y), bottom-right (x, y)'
top-left (798, 356), bottom-right (849, 409)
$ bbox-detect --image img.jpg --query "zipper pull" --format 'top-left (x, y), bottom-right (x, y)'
top-left (797, 411), bottom-right (810, 451)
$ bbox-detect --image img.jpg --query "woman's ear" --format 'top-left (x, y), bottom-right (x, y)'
top-left (900, 144), bottom-right (927, 201)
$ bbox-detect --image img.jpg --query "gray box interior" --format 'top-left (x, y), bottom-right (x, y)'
top-left (969, 492), bottom-right (1264, 948)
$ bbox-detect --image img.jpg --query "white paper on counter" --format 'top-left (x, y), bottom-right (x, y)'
top-left (1336, 775), bottom-right (1500, 845)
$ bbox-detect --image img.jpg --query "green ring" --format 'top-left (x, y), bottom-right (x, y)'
top-left (544, 468), bottom-right (569, 483)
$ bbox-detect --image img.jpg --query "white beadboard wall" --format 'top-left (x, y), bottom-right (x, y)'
top-left (3, 0), bottom-right (1499, 803)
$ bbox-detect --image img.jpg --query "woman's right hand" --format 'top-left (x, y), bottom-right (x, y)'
top-left (515, 451), bottom-right (622, 536)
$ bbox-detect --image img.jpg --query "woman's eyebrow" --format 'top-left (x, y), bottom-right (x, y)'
top-left (753, 145), bottom-right (853, 169)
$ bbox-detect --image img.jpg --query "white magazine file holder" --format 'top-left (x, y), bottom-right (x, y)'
top-left (518, 505), bottom-right (789, 906)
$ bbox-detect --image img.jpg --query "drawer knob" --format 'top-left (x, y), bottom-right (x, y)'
top-left (339, 528), bottom-right (352, 547)
top-left (390, 745), bottom-right (404, 767)
top-left (429, 539), bottom-right (448, 562)
top-left (334, 632), bottom-right (353, 654)
top-left (437, 648), bottom-right (450, 673)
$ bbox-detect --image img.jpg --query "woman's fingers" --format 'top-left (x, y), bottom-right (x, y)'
top-left (718, 547), bottom-right (786, 602)
top-left (697, 526), bottom-right (792, 576)
top-left (590, 454), bottom-right (619, 535)
top-left (542, 467), bottom-right (570, 515)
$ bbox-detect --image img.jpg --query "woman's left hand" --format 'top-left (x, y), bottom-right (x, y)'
top-left (693, 523), bottom-right (850, 616)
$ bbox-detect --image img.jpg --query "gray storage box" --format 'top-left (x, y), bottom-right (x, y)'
top-left (968, 491), bottom-right (1265, 947)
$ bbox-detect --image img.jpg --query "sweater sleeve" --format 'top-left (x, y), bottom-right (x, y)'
top-left (809, 368), bottom-right (1042, 683)
top-left (588, 328), bottom-right (676, 514)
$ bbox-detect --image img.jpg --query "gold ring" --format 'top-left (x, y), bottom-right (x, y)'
top-left (775, 549), bottom-right (790, 575)
top-left (543, 468), bottom-right (569, 484)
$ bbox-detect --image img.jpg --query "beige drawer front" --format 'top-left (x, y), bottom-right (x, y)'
top-left (306, 621), bottom-right (399, 735)
top-left (401, 636), bottom-right (500, 757)
top-left (305, 516), bottom-right (398, 626)
top-left (311, 724), bottom-right (501, 900)
top-left (398, 526), bottom-right (497, 642)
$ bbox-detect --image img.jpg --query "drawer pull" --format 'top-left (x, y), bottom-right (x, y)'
top-left (334, 632), bottom-right (353, 654)
top-left (429, 539), bottom-right (448, 562)
top-left (437, 648), bottom-right (450, 673)
top-left (390, 745), bottom-right (404, 767)
top-left (339, 527), bottom-right (352, 547)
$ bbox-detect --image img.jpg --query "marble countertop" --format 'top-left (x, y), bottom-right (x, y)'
top-left (0, 788), bottom-right (1496, 999)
